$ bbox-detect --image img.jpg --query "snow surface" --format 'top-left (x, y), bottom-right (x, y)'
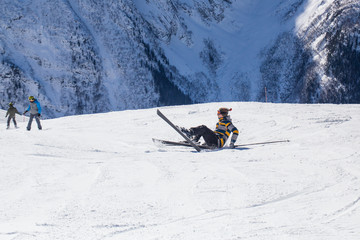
top-left (0, 102), bottom-right (360, 240)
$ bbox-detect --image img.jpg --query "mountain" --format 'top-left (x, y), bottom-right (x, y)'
top-left (260, 0), bottom-right (360, 103)
top-left (1, 0), bottom-right (359, 117)
top-left (1, 102), bottom-right (359, 239)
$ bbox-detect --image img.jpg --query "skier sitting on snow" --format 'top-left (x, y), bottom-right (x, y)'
top-left (5, 102), bottom-right (21, 129)
top-left (181, 107), bottom-right (239, 148)
top-left (23, 96), bottom-right (42, 131)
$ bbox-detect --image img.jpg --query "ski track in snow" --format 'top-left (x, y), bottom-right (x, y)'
top-left (0, 102), bottom-right (359, 240)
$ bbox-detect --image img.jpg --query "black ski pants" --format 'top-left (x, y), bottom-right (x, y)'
top-left (7, 116), bottom-right (17, 127)
top-left (190, 125), bottom-right (219, 147)
top-left (27, 114), bottom-right (42, 130)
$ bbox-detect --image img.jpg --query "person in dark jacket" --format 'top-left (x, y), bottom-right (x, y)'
top-left (5, 102), bottom-right (21, 129)
top-left (181, 107), bottom-right (239, 148)
top-left (23, 96), bottom-right (42, 131)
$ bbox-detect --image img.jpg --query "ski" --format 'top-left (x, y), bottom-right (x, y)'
top-left (152, 138), bottom-right (213, 150)
top-left (156, 109), bottom-right (202, 152)
top-left (153, 138), bottom-right (290, 150)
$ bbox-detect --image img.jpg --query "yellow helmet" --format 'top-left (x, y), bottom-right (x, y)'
top-left (28, 96), bottom-right (35, 101)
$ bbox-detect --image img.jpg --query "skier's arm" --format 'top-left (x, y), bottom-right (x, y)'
top-left (228, 123), bottom-right (239, 144)
top-left (23, 105), bottom-right (30, 115)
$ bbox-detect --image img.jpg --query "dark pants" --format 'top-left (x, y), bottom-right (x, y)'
top-left (190, 125), bottom-right (219, 147)
top-left (7, 117), bottom-right (17, 127)
top-left (27, 114), bottom-right (42, 130)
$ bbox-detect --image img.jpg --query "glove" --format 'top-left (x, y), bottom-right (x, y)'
top-left (23, 111), bottom-right (28, 115)
top-left (37, 113), bottom-right (41, 117)
top-left (229, 142), bottom-right (235, 149)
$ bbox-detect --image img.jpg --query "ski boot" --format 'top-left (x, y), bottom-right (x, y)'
top-left (191, 134), bottom-right (201, 143)
top-left (179, 127), bottom-right (194, 138)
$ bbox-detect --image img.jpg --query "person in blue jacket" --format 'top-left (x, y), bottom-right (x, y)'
top-left (23, 96), bottom-right (42, 131)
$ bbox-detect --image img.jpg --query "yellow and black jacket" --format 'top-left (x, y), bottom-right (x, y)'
top-left (214, 116), bottom-right (239, 147)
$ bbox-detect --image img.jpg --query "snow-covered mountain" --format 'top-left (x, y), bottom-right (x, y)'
top-left (1, 102), bottom-right (359, 239)
top-left (0, 0), bottom-right (359, 118)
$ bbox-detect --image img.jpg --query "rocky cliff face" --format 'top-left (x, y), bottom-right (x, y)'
top-left (316, 0), bottom-right (360, 103)
top-left (0, 0), bottom-right (359, 117)
top-left (259, 0), bottom-right (360, 103)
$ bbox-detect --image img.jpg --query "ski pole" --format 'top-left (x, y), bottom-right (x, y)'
top-left (235, 139), bottom-right (290, 147)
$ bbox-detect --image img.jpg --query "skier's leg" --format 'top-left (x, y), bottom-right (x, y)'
top-left (12, 117), bottom-right (17, 127)
top-left (27, 114), bottom-right (34, 130)
top-left (35, 115), bottom-right (42, 130)
top-left (190, 125), bottom-right (218, 147)
top-left (7, 117), bottom-right (11, 129)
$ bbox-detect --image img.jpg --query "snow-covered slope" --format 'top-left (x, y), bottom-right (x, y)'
top-left (1, 102), bottom-right (359, 239)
